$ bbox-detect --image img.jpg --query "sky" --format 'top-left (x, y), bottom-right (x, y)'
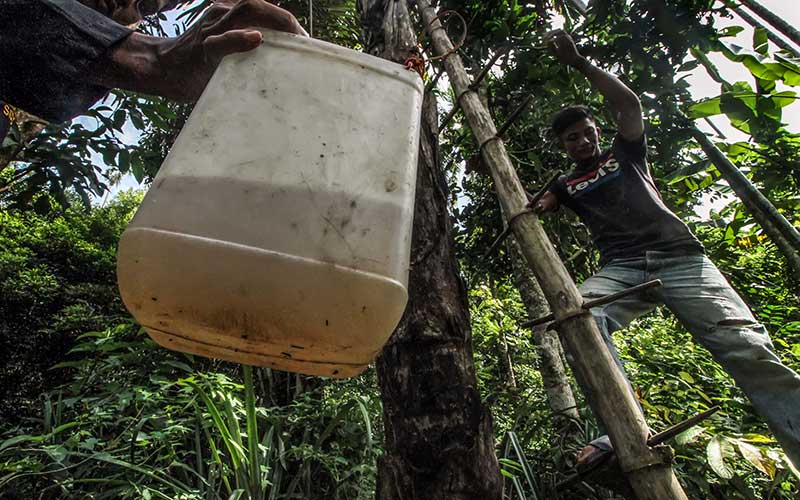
top-left (687, 0), bottom-right (800, 139)
top-left (102, 0), bottom-right (800, 219)
top-left (680, 0), bottom-right (799, 217)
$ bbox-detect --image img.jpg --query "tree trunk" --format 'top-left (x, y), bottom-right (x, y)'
top-left (691, 127), bottom-right (800, 276)
top-left (357, 2), bottom-right (503, 499)
top-left (495, 324), bottom-right (517, 389)
top-left (416, 1), bottom-right (689, 497)
top-left (507, 235), bottom-right (580, 436)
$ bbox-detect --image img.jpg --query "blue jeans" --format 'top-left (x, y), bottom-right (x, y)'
top-left (570, 251), bottom-right (800, 468)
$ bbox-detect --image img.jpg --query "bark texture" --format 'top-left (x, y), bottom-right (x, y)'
top-left (357, 2), bottom-right (503, 499)
top-left (507, 235), bottom-right (580, 435)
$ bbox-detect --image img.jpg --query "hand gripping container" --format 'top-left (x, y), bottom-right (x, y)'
top-left (117, 30), bottom-right (423, 378)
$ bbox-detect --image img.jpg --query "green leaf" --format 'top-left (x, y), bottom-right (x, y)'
top-left (130, 110), bottom-right (145, 130)
top-left (118, 150), bottom-right (131, 174)
top-left (508, 431), bottom-right (539, 496)
top-left (164, 360), bottom-right (194, 373)
top-left (707, 436), bottom-right (734, 479)
top-left (719, 26), bottom-right (745, 38)
top-left (100, 145), bottom-right (116, 166)
top-left (112, 110), bottom-right (126, 131)
top-left (49, 360), bottom-right (89, 370)
top-left (677, 371), bottom-right (695, 384)
top-left (499, 469), bottom-right (517, 479)
top-left (51, 421), bottom-right (80, 436)
top-left (776, 54), bottom-right (800, 85)
top-left (719, 41), bottom-right (800, 84)
top-left (181, 379), bottom-right (245, 472)
top-left (355, 397), bottom-right (373, 448)
top-left (131, 157), bottom-right (145, 183)
top-left (753, 28), bottom-right (768, 56)
top-left (667, 159), bottom-right (711, 184)
top-left (244, 365), bottom-right (261, 498)
top-left (741, 433), bottom-right (775, 444)
top-left (688, 98), bottom-right (721, 119)
top-left (0, 434), bottom-right (44, 452)
top-left (677, 59), bottom-right (700, 73)
top-left (771, 91), bottom-right (797, 109)
top-left (736, 440), bottom-right (771, 477)
top-left (91, 452), bottom-right (195, 493)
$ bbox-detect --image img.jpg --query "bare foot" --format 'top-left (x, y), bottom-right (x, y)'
top-left (577, 435), bottom-right (613, 467)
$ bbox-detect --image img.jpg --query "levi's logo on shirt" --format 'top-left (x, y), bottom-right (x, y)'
top-left (0, 102), bottom-right (16, 141)
top-left (566, 155), bottom-right (621, 197)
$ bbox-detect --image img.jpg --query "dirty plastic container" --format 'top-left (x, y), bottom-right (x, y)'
top-left (117, 29), bottom-right (423, 378)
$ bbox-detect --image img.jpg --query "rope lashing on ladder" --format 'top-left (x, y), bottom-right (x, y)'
top-left (483, 170), bottom-right (563, 258)
top-left (438, 47), bottom-right (510, 130)
top-left (522, 279), bottom-right (664, 330)
top-left (403, 10), bottom-right (468, 79)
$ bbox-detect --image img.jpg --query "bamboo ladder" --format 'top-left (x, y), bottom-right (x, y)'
top-left (414, 1), bottom-right (690, 498)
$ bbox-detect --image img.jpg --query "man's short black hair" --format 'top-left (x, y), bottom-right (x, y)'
top-left (551, 105), bottom-right (595, 137)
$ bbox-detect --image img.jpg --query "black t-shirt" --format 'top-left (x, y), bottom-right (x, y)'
top-left (550, 133), bottom-right (704, 265)
top-left (0, 0), bottom-right (133, 124)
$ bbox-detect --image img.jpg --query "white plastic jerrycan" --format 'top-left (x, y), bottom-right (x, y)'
top-left (117, 29), bottom-right (423, 378)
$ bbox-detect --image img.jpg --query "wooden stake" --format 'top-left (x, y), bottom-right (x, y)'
top-left (522, 279), bottom-right (663, 329)
top-left (415, 1), bottom-right (689, 498)
top-left (439, 48), bottom-right (508, 131)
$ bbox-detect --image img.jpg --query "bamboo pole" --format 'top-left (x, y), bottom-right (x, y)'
top-left (686, 18), bottom-right (800, 273)
top-left (565, 0), bottom-right (588, 17)
top-left (736, 0), bottom-right (800, 49)
top-left (415, 1), bottom-right (689, 498)
top-left (723, 1), bottom-right (800, 57)
top-left (690, 127), bottom-right (800, 275)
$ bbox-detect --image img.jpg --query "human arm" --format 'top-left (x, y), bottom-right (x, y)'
top-left (90, 0), bottom-right (307, 102)
top-left (546, 29), bottom-right (644, 142)
top-left (528, 190), bottom-right (558, 214)
top-left (0, 0), bottom-right (135, 122)
top-left (0, 0), bottom-right (304, 123)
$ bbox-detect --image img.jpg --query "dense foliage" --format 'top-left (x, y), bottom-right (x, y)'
top-left (0, 198), bottom-right (382, 499)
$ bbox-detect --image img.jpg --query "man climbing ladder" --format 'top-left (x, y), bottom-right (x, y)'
top-left (533, 29), bottom-right (800, 469)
